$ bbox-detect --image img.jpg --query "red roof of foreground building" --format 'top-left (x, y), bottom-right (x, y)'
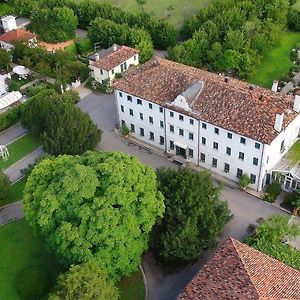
top-left (113, 58), bottom-right (298, 144)
top-left (0, 29), bottom-right (37, 43)
top-left (178, 237), bottom-right (300, 300)
top-left (92, 44), bottom-right (139, 71)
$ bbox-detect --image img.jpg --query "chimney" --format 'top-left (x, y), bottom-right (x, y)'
top-left (224, 76), bottom-right (229, 83)
top-left (113, 44), bottom-right (117, 51)
top-left (271, 80), bottom-right (279, 92)
top-left (274, 112), bottom-right (284, 132)
top-left (95, 53), bottom-right (99, 61)
top-left (293, 94), bottom-right (300, 112)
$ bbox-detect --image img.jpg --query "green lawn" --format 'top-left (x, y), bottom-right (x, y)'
top-left (73, 0), bottom-right (211, 29)
top-left (0, 219), bottom-right (145, 299)
top-left (1, 177), bottom-right (27, 207)
top-left (286, 140), bottom-right (300, 164)
top-left (248, 31), bottom-right (300, 88)
top-left (0, 134), bottom-right (41, 170)
top-left (293, 0), bottom-right (300, 11)
top-left (0, 3), bottom-right (14, 17)
top-left (0, 219), bottom-right (62, 300)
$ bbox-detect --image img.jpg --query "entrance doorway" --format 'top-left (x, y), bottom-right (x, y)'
top-left (176, 146), bottom-right (186, 158)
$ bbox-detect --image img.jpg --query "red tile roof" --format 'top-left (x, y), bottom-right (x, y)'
top-left (178, 237), bottom-right (300, 300)
top-left (113, 58), bottom-right (298, 144)
top-left (0, 29), bottom-right (37, 43)
top-left (92, 45), bottom-right (139, 71)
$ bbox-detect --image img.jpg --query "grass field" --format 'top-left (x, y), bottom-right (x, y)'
top-left (73, 0), bottom-right (210, 29)
top-left (293, 0), bottom-right (300, 11)
top-left (0, 219), bottom-right (145, 299)
top-left (248, 31), bottom-right (300, 88)
top-left (0, 134), bottom-right (41, 170)
top-left (1, 177), bottom-right (27, 207)
top-left (0, 3), bottom-right (14, 17)
top-left (286, 140), bottom-right (300, 164)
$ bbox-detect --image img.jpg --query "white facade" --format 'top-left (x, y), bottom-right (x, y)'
top-left (90, 54), bottom-right (139, 85)
top-left (1, 16), bottom-right (17, 32)
top-left (115, 89), bottom-right (300, 191)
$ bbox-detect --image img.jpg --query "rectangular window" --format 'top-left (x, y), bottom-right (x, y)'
top-left (159, 107), bottom-right (163, 113)
top-left (149, 103), bottom-right (153, 109)
top-left (134, 55), bottom-right (137, 61)
top-left (137, 99), bottom-right (142, 105)
top-left (149, 116), bottom-right (153, 124)
top-left (213, 142), bottom-right (218, 150)
top-left (160, 136), bottom-right (164, 145)
top-left (255, 142), bottom-right (260, 149)
top-left (190, 119), bottom-right (194, 125)
top-left (214, 128), bottom-right (219, 135)
top-left (127, 95), bottom-right (132, 102)
top-left (179, 129), bottom-right (184, 136)
top-left (150, 132), bottom-right (154, 141)
top-left (170, 125), bottom-right (174, 133)
top-left (120, 105), bottom-right (124, 112)
top-left (200, 153), bottom-right (205, 162)
top-left (179, 115), bottom-right (184, 121)
top-left (129, 109), bottom-right (133, 116)
top-left (240, 137), bottom-right (246, 144)
top-left (237, 168), bottom-right (243, 178)
top-left (212, 158), bottom-right (217, 168)
top-left (239, 152), bottom-right (244, 160)
top-left (130, 124), bottom-right (135, 132)
top-left (226, 147), bottom-right (231, 155)
top-left (202, 137), bottom-right (206, 145)
top-left (202, 123), bottom-right (207, 129)
top-left (160, 121), bottom-right (164, 128)
top-left (119, 92), bottom-right (123, 97)
top-left (250, 174), bottom-right (256, 184)
top-left (100, 69), bottom-right (103, 75)
top-left (189, 132), bottom-right (194, 140)
top-left (111, 69), bottom-right (114, 75)
top-left (170, 111), bottom-right (174, 117)
top-left (139, 113), bottom-right (143, 120)
top-left (188, 149), bottom-right (193, 158)
top-left (224, 163), bottom-right (230, 173)
top-left (227, 132), bottom-right (232, 139)
top-left (121, 120), bottom-right (125, 126)
top-left (280, 140), bottom-right (285, 153)
top-left (140, 128), bottom-right (144, 136)
top-left (253, 157), bottom-right (259, 166)
top-left (170, 140), bottom-right (174, 150)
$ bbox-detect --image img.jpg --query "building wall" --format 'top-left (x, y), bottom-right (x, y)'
top-left (0, 41), bottom-right (14, 51)
top-left (115, 89), bottom-right (300, 191)
top-left (91, 54), bottom-right (139, 84)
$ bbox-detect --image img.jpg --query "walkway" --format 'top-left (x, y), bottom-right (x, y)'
top-left (0, 123), bottom-right (28, 146)
top-left (0, 201), bottom-right (24, 226)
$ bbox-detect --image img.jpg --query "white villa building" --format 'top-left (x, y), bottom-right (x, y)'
top-left (89, 44), bottom-right (139, 85)
top-left (113, 58), bottom-right (300, 192)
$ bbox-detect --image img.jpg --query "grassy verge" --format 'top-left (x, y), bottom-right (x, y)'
top-left (72, 0), bottom-right (210, 29)
top-left (0, 134), bottom-right (41, 170)
top-left (286, 140), bottom-right (300, 164)
top-left (0, 219), bottom-right (63, 300)
top-left (0, 219), bottom-right (145, 299)
top-left (1, 177), bottom-right (27, 207)
top-left (248, 31), bottom-right (300, 88)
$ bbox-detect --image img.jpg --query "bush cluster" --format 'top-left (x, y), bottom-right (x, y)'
top-left (0, 106), bottom-right (21, 133)
top-left (263, 181), bottom-right (282, 203)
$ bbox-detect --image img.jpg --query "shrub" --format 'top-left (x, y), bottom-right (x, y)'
top-left (239, 174), bottom-right (250, 189)
top-left (0, 106), bottom-right (21, 133)
top-left (121, 123), bottom-right (129, 136)
top-left (263, 181), bottom-right (281, 202)
top-left (282, 192), bottom-right (300, 215)
top-left (0, 171), bottom-right (10, 201)
top-left (17, 267), bottom-right (51, 300)
top-left (75, 38), bottom-right (93, 55)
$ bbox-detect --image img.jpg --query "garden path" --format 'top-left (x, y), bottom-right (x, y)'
top-left (0, 200), bottom-right (23, 226)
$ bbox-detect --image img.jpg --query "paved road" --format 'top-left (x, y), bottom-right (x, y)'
top-left (0, 123), bottom-right (28, 146)
top-left (0, 201), bottom-right (24, 226)
top-left (77, 92), bottom-right (293, 300)
top-left (3, 147), bottom-right (43, 183)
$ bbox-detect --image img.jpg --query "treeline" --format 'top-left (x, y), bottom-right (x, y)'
top-left (9, 0), bottom-right (176, 50)
top-left (168, 0), bottom-right (290, 78)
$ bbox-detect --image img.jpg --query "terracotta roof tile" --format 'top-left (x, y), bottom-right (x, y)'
top-left (177, 238), bottom-right (300, 300)
top-left (0, 29), bottom-right (37, 43)
top-left (92, 45), bottom-right (139, 71)
top-left (113, 58), bottom-right (298, 144)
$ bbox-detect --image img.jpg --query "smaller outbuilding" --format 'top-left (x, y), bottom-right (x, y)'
top-left (88, 44), bottom-right (139, 85)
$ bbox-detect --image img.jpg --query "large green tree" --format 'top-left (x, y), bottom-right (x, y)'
top-left (151, 168), bottom-right (232, 263)
top-left (0, 48), bottom-right (11, 71)
top-left (24, 151), bottom-right (165, 279)
top-left (49, 262), bottom-right (119, 300)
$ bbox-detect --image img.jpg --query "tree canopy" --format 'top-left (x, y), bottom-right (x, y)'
top-left (24, 151), bottom-right (165, 279)
top-left (245, 215), bottom-right (300, 270)
top-left (0, 48), bottom-right (11, 71)
top-left (49, 262), bottom-right (119, 300)
top-left (151, 168), bottom-right (232, 263)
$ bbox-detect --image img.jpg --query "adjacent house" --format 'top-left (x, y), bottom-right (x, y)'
top-left (0, 29), bottom-right (37, 51)
top-left (113, 57), bottom-right (300, 191)
top-left (177, 237), bottom-right (300, 300)
top-left (88, 44), bottom-right (139, 85)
